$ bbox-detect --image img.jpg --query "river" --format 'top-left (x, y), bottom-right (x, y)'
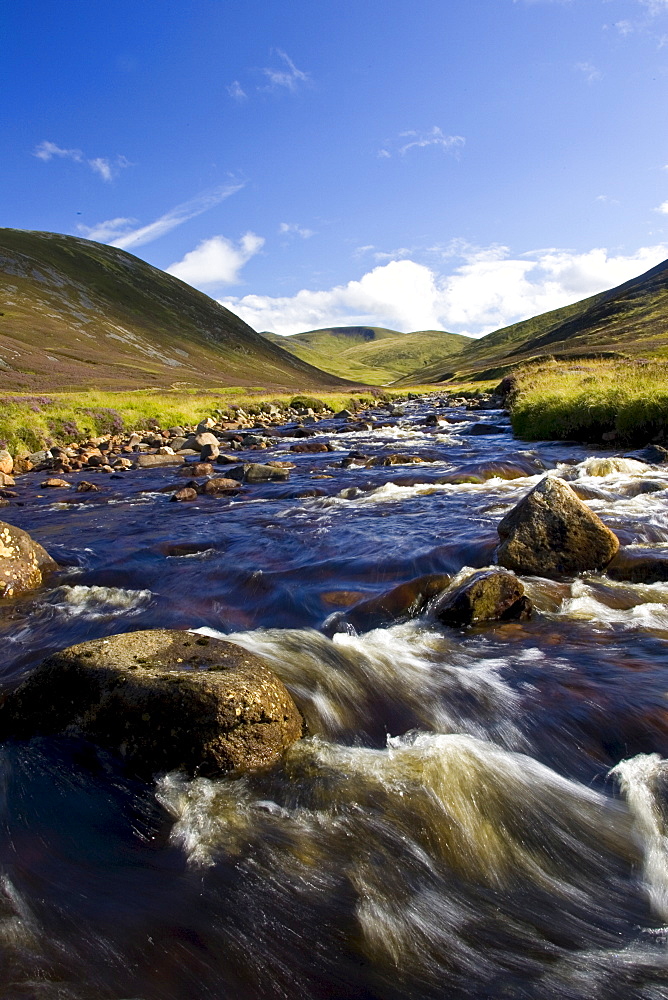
top-left (1, 395), bottom-right (668, 999)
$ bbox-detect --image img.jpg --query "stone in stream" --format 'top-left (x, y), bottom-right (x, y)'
top-left (76, 481), bottom-right (100, 493)
top-left (631, 444), bottom-right (668, 465)
top-left (170, 487), bottom-right (199, 502)
top-left (0, 451), bottom-right (13, 476)
top-left (0, 630), bottom-right (304, 778)
top-left (0, 473), bottom-right (15, 487)
top-left (0, 520), bottom-right (57, 598)
top-left (289, 442), bottom-right (332, 453)
top-left (227, 463), bottom-right (290, 483)
top-left (432, 568), bottom-right (531, 627)
top-left (178, 462), bottom-right (214, 477)
top-left (467, 423), bottom-right (507, 436)
top-left (324, 573), bottom-right (453, 635)
top-left (40, 478), bottom-right (70, 488)
top-left (607, 546), bottom-right (668, 584)
top-left (496, 476), bottom-right (620, 579)
top-left (135, 454), bottom-right (185, 468)
top-left (202, 477), bottom-right (241, 494)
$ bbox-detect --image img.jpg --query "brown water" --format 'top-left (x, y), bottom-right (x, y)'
top-left (2, 397), bottom-right (668, 999)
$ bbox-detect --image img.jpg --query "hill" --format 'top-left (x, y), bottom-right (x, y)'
top-left (262, 326), bottom-right (472, 384)
top-left (0, 229), bottom-right (355, 392)
top-left (398, 256), bottom-right (668, 384)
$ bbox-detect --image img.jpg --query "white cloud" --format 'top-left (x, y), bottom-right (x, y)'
top-left (228, 80), bottom-right (247, 101)
top-left (105, 183), bottom-right (244, 251)
top-left (279, 222), bottom-right (314, 239)
top-left (167, 232), bottom-right (264, 287)
top-left (261, 50), bottom-right (309, 92)
top-left (219, 244), bottom-right (668, 337)
top-left (33, 141), bottom-right (127, 182)
top-left (656, 200), bottom-right (668, 214)
top-left (576, 61), bottom-right (603, 83)
top-left (379, 128), bottom-right (465, 159)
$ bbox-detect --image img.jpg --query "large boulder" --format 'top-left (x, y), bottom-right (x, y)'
top-left (0, 630), bottom-right (304, 777)
top-left (432, 568), bottom-right (530, 627)
top-left (0, 521), bottom-right (57, 598)
top-left (496, 476), bottom-right (619, 579)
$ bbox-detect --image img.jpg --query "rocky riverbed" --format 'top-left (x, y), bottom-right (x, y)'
top-left (2, 393), bottom-right (668, 999)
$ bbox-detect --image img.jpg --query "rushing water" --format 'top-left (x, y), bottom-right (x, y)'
top-left (3, 397), bottom-right (668, 998)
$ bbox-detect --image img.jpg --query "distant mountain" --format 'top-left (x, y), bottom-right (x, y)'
top-left (261, 325), bottom-right (472, 384)
top-left (0, 230), bottom-right (355, 392)
top-left (398, 257), bottom-right (668, 384)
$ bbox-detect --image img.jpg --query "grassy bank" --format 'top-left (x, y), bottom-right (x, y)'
top-left (509, 358), bottom-right (668, 444)
top-left (0, 387), bottom-right (416, 455)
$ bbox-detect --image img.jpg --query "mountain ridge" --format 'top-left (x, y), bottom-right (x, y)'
top-left (0, 229), bottom-right (356, 392)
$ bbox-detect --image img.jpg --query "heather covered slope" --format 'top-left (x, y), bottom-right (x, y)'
top-left (262, 326), bottom-right (472, 384)
top-left (0, 230), bottom-right (354, 392)
top-left (399, 256), bottom-right (668, 384)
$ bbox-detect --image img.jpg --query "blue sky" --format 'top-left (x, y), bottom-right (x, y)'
top-left (4, 0), bottom-right (668, 336)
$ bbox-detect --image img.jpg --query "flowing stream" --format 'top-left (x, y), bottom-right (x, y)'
top-left (2, 396), bottom-right (668, 998)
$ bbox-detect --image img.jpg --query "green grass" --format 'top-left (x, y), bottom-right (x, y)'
top-left (0, 387), bottom-right (416, 456)
top-left (509, 358), bottom-right (668, 444)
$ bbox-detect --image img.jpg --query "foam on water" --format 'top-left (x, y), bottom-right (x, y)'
top-left (611, 753), bottom-right (668, 923)
top-left (46, 584), bottom-right (153, 620)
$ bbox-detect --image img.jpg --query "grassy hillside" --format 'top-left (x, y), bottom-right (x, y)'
top-left (262, 325), bottom-right (472, 384)
top-left (0, 229), bottom-right (356, 392)
top-left (399, 256), bottom-right (668, 384)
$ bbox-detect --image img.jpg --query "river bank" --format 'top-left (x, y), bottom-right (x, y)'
top-left (2, 393), bottom-right (668, 999)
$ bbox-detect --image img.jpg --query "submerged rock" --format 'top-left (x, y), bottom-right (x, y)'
top-left (607, 546), bottom-right (668, 584)
top-left (324, 573), bottom-right (452, 634)
top-left (0, 520), bottom-right (57, 598)
top-left (432, 568), bottom-right (530, 627)
top-left (496, 476), bottom-right (619, 579)
top-left (0, 630), bottom-right (304, 777)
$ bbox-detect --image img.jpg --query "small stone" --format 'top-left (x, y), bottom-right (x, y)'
top-left (202, 477), bottom-right (241, 494)
top-left (41, 478), bottom-right (70, 488)
top-left (76, 481), bottom-right (100, 493)
top-left (135, 454), bottom-right (185, 468)
top-left (178, 463), bottom-right (214, 477)
top-left (0, 451), bottom-right (13, 476)
top-left (171, 488), bottom-right (199, 502)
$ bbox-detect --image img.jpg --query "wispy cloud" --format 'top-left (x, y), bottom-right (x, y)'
top-left (77, 217), bottom-right (138, 242)
top-left (576, 61), bottom-right (603, 83)
top-left (379, 127), bottom-right (465, 159)
top-left (279, 222), bottom-right (314, 239)
top-left (655, 200), bottom-right (668, 214)
top-left (227, 80), bottom-right (247, 101)
top-left (261, 49), bottom-right (309, 92)
top-left (167, 233), bottom-right (264, 287)
top-left (33, 141), bottom-right (128, 182)
top-left (95, 183), bottom-right (245, 251)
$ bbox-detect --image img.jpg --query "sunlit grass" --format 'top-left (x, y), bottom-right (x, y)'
top-left (510, 358), bottom-right (668, 444)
